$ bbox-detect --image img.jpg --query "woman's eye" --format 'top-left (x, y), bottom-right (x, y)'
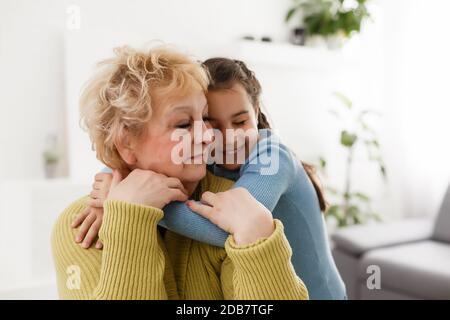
top-left (176, 122), bottom-right (191, 129)
top-left (234, 120), bottom-right (246, 126)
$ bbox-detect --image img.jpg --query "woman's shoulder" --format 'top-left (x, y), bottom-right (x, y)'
top-left (53, 196), bottom-right (89, 231)
top-left (51, 196), bottom-right (103, 299)
top-left (51, 196), bottom-right (89, 254)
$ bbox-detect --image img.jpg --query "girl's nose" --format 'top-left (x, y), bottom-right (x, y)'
top-left (220, 126), bottom-right (234, 145)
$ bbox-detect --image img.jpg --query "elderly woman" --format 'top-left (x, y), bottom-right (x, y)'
top-left (51, 46), bottom-right (308, 300)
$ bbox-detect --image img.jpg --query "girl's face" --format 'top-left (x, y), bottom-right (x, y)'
top-left (206, 83), bottom-right (259, 171)
top-left (123, 89), bottom-right (212, 187)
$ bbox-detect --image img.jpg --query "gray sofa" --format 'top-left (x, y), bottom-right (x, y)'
top-left (332, 185), bottom-right (450, 299)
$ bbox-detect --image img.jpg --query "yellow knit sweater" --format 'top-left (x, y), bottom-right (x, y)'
top-left (51, 171), bottom-right (308, 300)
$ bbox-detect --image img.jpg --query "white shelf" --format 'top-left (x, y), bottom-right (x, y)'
top-left (232, 40), bottom-right (360, 70)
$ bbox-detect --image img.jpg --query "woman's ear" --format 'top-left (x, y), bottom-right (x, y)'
top-left (115, 133), bottom-right (138, 166)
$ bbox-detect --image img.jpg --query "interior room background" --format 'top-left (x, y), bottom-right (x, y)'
top-left (0, 0), bottom-right (449, 298)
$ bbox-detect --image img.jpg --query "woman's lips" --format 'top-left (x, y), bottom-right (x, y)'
top-left (191, 153), bottom-right (204, 161)
top-left (186, 150), bottom-right (207, 163)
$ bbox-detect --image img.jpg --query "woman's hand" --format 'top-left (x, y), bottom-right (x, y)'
top-left (107, 169), bottom-right (189, 209)
top-left (72, 169), bottom-right (189, 249)
top-left (187, 188), bottom-right (275, 246)
top-left (88, 172), bottom-right (114, 208)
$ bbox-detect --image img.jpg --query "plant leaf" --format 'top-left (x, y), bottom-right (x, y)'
top-left (380, 164), bottom-right (387, 179)
top-left (353, 192), bottom-right (370, 202)
top-left (285, 7), bottom-right (297, 23)
top-left (364, 140), bottom-right (380, 148)
top-left (319, 157), bottom-right (327, 169)
top-left (341, 130), bottom-right (357, 147)
top-left (334, 92), bottom-right (353, 109)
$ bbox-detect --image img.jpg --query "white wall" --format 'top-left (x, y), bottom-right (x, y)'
top-left (0, 0), bottom-right (291, 181)
top-left (0, 0), bottom-right (68, 180)
top-left (380, 0), bottom-right (450, 217)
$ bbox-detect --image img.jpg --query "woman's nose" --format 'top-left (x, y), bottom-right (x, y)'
top-left (193, 120), bottom-right (213, 146)
top-left (202, 122), bottom-right (214, 146)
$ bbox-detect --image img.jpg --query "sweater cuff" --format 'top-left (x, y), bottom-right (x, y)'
top-left (94, 200), bottom-right (166, 299)
top-left (225, 219), bottom-right (293, 271)
top-left (100, 199), bottom-right (164, 244)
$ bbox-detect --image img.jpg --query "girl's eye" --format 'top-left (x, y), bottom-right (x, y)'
top-left (234, 120), bottom-right (246, 126)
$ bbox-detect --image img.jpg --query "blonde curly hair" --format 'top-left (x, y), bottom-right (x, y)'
top-left (79, 45), bottom-right (209, 170)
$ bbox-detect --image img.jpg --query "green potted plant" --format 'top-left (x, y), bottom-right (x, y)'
top-left (285, 0), bottom-right (371, 49)
top-left (42, 134), bottom-right (60, 179)
top-left (319, 93), bottom-right (386, 228)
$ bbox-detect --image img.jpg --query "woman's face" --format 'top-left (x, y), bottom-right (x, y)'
top-left (206, 83), bottom-right (259, 171)
top-left (129, 89), bottom-right (212, 185)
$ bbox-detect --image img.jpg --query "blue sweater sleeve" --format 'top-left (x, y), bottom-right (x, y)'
top-left (232, 131), bottom-right (295, 211)
top-left (101, 166), bottom-right (229, 247)
top-left (159, 201), bottom-right (229, 247)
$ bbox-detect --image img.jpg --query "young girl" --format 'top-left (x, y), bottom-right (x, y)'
top-left (73, 58), bottom-right (346, 300)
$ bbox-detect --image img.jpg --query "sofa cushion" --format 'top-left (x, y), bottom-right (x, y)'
top-left (433, 185), bottom-right (450, 243)
top-left (358, 283), bottom-right (418, 300)
top-left (358, 240), bottom-right (450, 299)
top-left (331, 218), bottom-right (434, 256)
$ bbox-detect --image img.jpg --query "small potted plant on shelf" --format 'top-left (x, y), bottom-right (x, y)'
top-left (42, 133), bottom-right (60, 179)
top-left (285, 0), bottom-right (371, 49)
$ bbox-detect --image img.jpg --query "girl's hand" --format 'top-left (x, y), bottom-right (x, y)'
top-left (107, 169), bottom-right (189, 209)
top-left (71, 206), bottom-right (104, 249)
top-left (187, 188), bottom-right (275, 246)
top-left (71, 172), bottom-right (114, 249)
top-left (88, 172), bottom-right (114, 208)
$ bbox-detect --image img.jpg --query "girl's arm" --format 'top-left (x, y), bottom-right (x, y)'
top-left (231, 132), bottom-right (296, 211)
top-left (159, 201), bottom-right (229, 247)
top-left (74, 168), bottom-right (231, 248)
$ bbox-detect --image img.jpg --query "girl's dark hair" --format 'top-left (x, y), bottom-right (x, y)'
top-left (202, 57), bottom-right (328, 212)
